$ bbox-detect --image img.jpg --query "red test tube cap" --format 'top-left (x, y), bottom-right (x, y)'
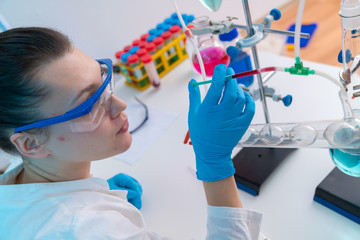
top-left (136, 48), bottom-right (148, 57)
top-left (170, 25), bottom-right (181, 34)
top-left (132, 39), bottom-right (141, 46)
top-left (145, 42), bottom-right (156, 52)
top-left (141, 54), bottom-right (153, 64)
top-left (139, 40), bottom-right (147, 49)
top-left (153, 37), bottom-right (164, 46)
top-left (140, 33), bottom-right (150, 41)
top-left (123, 45), bottom-right (132, 52)
top-left (161, 31), bottom-right (172, 40)
top-left (127, 54), bottom-right (139, 64)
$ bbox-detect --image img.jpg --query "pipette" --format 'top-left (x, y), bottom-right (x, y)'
top-left (191, 67), bottom-right (277, 87)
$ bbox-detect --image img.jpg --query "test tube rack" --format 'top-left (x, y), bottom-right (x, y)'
top-left (117, 33), bottom-right (188, 91)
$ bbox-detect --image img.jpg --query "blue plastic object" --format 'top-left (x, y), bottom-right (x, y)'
top-left (148, 28), bottom-right (157, 35)
top-left (171, 12), bottom-right (178, 19)
top-left (129, 46), bottom-right (140, 54)
top-left (270, 8), bottom-right (281, 21)
top-left (286, 23), bottom-right (317, 48)
top-left (188, 65), bottom-right (255, 181)
top-left (187, 14), bottom-right (195, 23)
top-left (282, 95), bottom-right (293, 107)
top-left (228, 51), bottom-right (254, 87)
top-left (156, 23), bottom-right (165, 30)
top-left (219, 28), bottom-right (239, 42)
top-left (121, 52), bottom-right (131, 63)
top-left (226, 46), bottom-right (240, 58)
top-left (337, 49), bottom-right (352, 64)
top-left (146, 35), bottom-right (156, 43)
top-left (107, 173), bottom-right (143, 210)
top-left (164, 17), bottom-right (173, 25)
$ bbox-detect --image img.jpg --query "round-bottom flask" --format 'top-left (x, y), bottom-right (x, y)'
top-left (330, 148), bottom-right (360, 177)
top-left (190, 16), bottom-right (230, 77)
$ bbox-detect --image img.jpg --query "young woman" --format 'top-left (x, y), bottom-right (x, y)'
top-left (0, 27), bottom-right (262, 239)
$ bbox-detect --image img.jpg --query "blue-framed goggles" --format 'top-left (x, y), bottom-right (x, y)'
top-left (14, 58), bottom-right (114, 133)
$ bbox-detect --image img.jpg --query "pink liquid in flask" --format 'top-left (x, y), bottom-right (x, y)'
top-left (192, 47), bottom-right (230, 77)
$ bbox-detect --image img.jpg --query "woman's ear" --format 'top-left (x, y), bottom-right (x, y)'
top-left (10, 132), bottom-right (51, 158)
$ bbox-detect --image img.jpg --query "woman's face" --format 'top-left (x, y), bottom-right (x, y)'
top-left (37, 47), bottom-right (132, 162)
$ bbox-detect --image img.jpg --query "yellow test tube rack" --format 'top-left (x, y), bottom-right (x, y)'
top-left (118, 33), bottom-right (188, 91)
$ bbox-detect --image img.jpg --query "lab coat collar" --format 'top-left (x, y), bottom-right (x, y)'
top-left (0, 162), bottom-right (117, 201)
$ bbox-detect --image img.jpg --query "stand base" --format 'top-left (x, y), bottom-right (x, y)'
top-left (314, 167), bottom-right (360, 224)
top-left (232, 147), bottom-right (297, 196)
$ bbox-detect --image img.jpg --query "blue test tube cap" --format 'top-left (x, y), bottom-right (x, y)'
top-left (156, 23), bottom-right (165, 30)
top-left (155, 29), bottom-right (164, 37)
top-left (129, 46), bottom-right (140, 54)
top-left (174, 19), bottom-right (182, 27)
top-left (163, 23), bottom-right (172, 31)
top-left (146, 35), bottom-right (156, 43)
top-left (226, 46), bottom-right (240, 58)
top-left (164, 17), bottom-right (173, 25)
top-left (148, 28), bottom-right (157, 35)
top-left (121, 52), bottom-right (131, 63)
top-left (282, 95), bottom-right (293, 107)
top-left (171, 13), bottom-right (178, 20)
top-left (270, 8), bottom-right (281, 21)
top-left (187, 14), bottom-right (195, 24)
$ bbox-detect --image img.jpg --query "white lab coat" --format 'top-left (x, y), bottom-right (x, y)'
top-left (0, 162), bottom-right (262, 240)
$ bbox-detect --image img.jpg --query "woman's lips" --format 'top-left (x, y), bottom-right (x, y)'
top-left (117, 118), bottom-right (129, 134)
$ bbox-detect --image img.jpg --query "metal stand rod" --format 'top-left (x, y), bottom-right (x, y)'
top-left (242, 0), bottom-right (270, 123)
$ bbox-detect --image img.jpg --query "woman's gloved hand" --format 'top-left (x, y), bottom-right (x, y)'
top-left (188, 64), bottom-right (255, 181)
top-left (107, 173), bottom-right (143, 209)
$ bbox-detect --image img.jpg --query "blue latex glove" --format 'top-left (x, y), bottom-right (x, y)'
top-left (107, 173), bottom-right (143, 209)
top-left (188, 64), bottom-right (255, 181)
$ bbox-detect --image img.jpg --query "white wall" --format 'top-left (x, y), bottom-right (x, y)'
top-left (0, 0), bottom-right (292, 60)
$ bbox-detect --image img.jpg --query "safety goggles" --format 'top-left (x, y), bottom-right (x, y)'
top-left (14, 58), bottom-right (114, 133)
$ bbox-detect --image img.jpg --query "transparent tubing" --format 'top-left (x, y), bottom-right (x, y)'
top-left (294, 0), bottom-right (306, 59)
top-left (171, 0), bottom-right (209, 93)
top-left (237, 67), bottom-right (359, 150)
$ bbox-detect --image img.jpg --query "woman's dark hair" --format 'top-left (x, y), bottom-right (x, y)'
top-left (0, 27), bottom-right (72, 155)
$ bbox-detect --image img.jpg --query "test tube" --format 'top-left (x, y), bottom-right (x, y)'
top-left (145, 42), bottom-right (157, 55)
top-left (161, 31), bottom-right (176, 55)
top-left (115, 50), bottom-right (124, 65)
top-left (154, 37), bottom-right (168, 58)
top-left (120, 52), bottom-right (132, 82)
top-left (127, 54), bottom-right (143, 79)
top-left (170, 25), bottom-right (185, 48)
top-left (141, 54), bottom-right (160, 88)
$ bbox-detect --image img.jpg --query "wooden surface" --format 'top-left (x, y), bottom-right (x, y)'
top-left (257, 0), bottom-right (343, 67)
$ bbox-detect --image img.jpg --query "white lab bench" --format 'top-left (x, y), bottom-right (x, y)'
top-left (91, 52), bottom-right (360, 240)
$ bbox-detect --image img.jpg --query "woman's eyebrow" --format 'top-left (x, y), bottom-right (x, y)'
top-left (71, 63), bottom-right (102, 105)
top-left (71, 83), bottom-right (99, 106)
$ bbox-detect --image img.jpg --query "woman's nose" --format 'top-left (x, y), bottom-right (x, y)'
top-left (110, 95), bottom-right (127, 119)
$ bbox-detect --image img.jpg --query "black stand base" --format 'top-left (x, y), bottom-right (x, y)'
top-left (232, 147), bottom-right (297, 196)
top-left (314, 167), bottom-right (360, 224)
